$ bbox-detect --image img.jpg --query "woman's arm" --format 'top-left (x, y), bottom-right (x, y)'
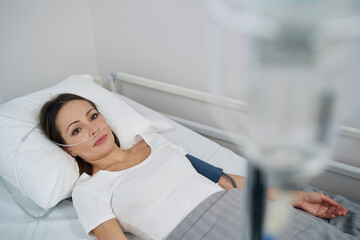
top-left (288, 190), bottom-right (348, 218)
top-left (185, 154), bottom-right (347, 218)
top-left (93, 218), bottom-right (128, 240)
top-left (218, 173), bottom-right (348, 219)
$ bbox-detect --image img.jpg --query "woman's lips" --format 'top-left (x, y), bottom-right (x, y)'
top-left (94, 135), bottom-right (107, 146)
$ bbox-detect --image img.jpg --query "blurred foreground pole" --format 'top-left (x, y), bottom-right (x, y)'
top-left (209, 0), bottom-right (360, 239)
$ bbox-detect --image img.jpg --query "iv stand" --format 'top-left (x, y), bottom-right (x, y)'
top-left (244, 162), bottom-right (267, 240)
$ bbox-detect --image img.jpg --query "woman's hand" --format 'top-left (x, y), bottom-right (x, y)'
top-left (289, 191), bottom-right (348, 219)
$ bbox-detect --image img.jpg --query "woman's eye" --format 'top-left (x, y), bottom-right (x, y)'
top-left (72, 128), bottom-right (81, 136)
top-left (91, 113), bottom-right (98, 120)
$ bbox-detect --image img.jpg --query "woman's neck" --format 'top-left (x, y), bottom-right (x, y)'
top-left (91, 145), bottom-right (130, 175)
top-left (91, 140), bottom-right (151, 175)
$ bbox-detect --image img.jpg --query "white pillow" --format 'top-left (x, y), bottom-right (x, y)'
top-left (0, 75), bottom-right (172, 209)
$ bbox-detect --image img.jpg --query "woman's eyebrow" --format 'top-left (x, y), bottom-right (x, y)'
top-left (66, 108), bottom-right (95, 132)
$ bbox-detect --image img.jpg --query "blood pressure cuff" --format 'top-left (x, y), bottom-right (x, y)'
top-left (185, 154), bottom-right (223, 183)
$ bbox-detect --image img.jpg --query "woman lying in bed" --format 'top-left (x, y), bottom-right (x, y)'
top-left (39, 93), bottom-right (359, 240)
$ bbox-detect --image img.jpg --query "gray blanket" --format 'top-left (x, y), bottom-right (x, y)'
top-left (165, 187), bottom-right (360, 240)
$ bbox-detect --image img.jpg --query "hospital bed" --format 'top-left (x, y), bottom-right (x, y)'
top-left (0, 73), bottom-right (359, 240)
top-left (0, 75), bottom-right (246, 240)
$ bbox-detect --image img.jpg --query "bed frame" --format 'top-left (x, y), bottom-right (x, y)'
top-left (105, 72), bottom-right (360, 200)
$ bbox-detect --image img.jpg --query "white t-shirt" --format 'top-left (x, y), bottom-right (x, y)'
top-left (72, 132), bottom-right (223, 240)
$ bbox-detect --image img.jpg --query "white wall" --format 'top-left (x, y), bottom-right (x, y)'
top-left (88, 0), bottom-right (211, 92)
top-left (87, 0), bottom-right (243, 130)
top-left (0, 0), bottom-right (98, 102)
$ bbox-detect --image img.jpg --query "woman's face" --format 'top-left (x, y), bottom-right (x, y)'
top-left (55, 99), bottom-right (115, 163)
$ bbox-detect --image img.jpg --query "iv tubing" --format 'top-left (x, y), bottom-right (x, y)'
top-left (0, 176), bottom-right (56, 219)
top-left (5, 125), bottom-right (57, 219)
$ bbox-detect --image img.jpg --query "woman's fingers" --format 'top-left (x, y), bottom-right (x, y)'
top-left (320, 194), bottom-right (348, 215)
top-left (325, 204), bottom-right (347, 217)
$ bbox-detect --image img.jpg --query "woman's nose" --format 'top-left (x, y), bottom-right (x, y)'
top-left (90, 123), bottom-right (100, 136)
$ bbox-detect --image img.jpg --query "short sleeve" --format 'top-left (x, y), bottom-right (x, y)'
top-left (72, 186), bottom-right (116, 236)
top-left (141, 132), bottom-right (188, 155)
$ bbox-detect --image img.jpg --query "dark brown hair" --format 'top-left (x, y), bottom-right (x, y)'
top-left (39, 93), bottom-right (120, 175)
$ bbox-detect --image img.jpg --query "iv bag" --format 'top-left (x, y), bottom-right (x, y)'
top-left (209, 0), bottom-right (360, 184)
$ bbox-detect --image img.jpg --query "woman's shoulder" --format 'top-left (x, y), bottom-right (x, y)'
top-left (140, 132), bottom-right (187, 155)
top-left (73, 172), bottom-right (112, 197)
top-left (74, 172), bottom-right (91, 188)
top-left (71, 173), bottom-right (115, 222)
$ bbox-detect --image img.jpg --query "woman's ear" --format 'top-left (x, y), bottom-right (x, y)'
top-left (62, 147), bottom-right (77, 158)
